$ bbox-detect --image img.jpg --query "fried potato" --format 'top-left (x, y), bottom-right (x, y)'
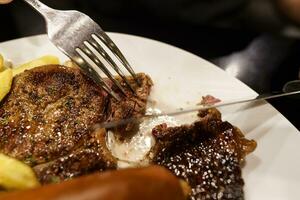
top-left (0, 154), bottom-right (40, 190)
top-left (63, 60), bottom-right (79, 68)
top-left (0, 54), bottom-right (4, 72)
top-left (0, 68), bottom-right (13, 102)
top-left (13, 55), bottom-right (60, 76)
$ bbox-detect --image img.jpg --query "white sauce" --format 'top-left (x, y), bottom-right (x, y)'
top-left (107, 108), bottom-right (179, 168)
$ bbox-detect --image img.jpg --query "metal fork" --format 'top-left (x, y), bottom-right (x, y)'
top-left (22, 0), bottom-right (139, 100)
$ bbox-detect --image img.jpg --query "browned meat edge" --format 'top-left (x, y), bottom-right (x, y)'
top-left (149, 108), bottom-right (256, 200)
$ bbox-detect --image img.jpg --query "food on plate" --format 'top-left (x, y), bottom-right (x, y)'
top-left (0, 153), bottom-right (40, 190)
top-left (12, 55), bottom-right (60, 76)
top-left (0, 53), bottom-right (256, 199)
top-left (0, 166), bottom-right (188, 200)
top-left (0, 54), bottom-right (4, 71)
top-left (63, 60), bottom-right (79, 68)
top-left (149, 108), bottom-right (256, 200)
top-left (0, 68), bottom-right (13, 102)
top-left (0, 55), bottom-right (60, 102)
top-left (199, 95), bottom-right (221, 106)
top-left (0, 64), bottom-right (153, 184)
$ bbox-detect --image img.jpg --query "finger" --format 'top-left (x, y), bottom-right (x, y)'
top-left (0, 0), bottom-right (12, 4)
top-left (277, 0), bottom-right (300, 24)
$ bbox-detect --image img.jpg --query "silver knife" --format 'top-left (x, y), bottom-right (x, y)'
top-left (97, 90), bottom-right (300, 129)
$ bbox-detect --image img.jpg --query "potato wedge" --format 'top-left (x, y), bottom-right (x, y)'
top-left (0, 68), bottom-right (13, 102)
top-left (0, 154), bottom-right (40, 190)
top-left (13, 55), bottom-right (60, 76)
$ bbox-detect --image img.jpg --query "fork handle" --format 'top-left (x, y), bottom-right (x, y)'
top-left (22, 0), bottom-right (54, 18)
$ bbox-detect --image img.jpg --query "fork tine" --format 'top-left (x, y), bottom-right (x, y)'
top-left (92, 33), bottom-right (140, 86)
top-left (80, 42), bottom-right (128, 96)
top-left (74, 50), bottom-right (121, 101)
top-left (89, 37), bottom-right (136, 93)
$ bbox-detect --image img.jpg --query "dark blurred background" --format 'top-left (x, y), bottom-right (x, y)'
top-left (0, 0), bottom-right (299, 129)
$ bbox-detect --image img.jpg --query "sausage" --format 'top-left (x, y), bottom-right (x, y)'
top-left (0, 166), bottom-right (187, 200)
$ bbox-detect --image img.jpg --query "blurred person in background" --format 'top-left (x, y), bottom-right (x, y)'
top-left (1, 0), bottom-right (300, 33)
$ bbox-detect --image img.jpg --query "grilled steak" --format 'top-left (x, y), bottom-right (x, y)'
top-left (0, 65), bottom-right (153, 184)
top-left (150, 108), bottom-right (256, 200)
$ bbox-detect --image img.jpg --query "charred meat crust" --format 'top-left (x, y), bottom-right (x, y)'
top-left (33, 128), bottom-right (116, 184)
top-left (0, 65), bottom-right (153, 184)
top-left (150, 108), bottom-right (256, 200)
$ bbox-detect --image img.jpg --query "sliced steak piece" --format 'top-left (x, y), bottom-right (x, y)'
top-left (0, 65), bottom-right (153, 184)
top-left (149, 108), bottom-right (256, 200)
top-left (107, 73), bottom-right (153, 139)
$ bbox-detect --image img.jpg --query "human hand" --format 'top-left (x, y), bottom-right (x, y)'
top-left (0, 0), bottom-right (12, 4)
top-left (277, 0), bottom-right (300, 24)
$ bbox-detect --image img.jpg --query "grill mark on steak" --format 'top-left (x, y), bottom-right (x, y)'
top-left (149, 108), bottom-right (256, 200)
top-left (0, 65), bottom-right (153, 184)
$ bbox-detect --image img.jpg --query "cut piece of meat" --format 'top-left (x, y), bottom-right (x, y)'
top-left (149, 108), bottom-right (256, 200)
top-left (199, 95), bottom-right (221, 106)
top-left (0, 65), bottom-right (153, 184)
top-left (107, 73), bottom-right (153, 139)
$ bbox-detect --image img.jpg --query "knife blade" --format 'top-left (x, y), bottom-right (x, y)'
top-left (96, 90), bottom-right (300, 129)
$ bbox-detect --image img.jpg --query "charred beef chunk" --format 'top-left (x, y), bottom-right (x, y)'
top-left (150, 108), bottom-right (256, 200)
top-left (0, 65), bottom-right (153, 184)
top-left (106, 72), bottom-right (153, 139)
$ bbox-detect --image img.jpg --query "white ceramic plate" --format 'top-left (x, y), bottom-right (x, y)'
top-left (0, 33), bottom-right (299, 199)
